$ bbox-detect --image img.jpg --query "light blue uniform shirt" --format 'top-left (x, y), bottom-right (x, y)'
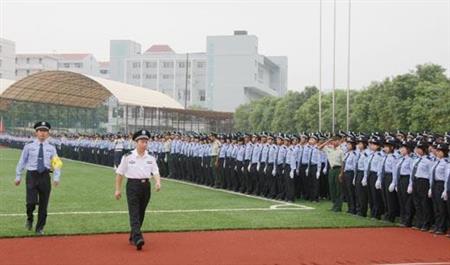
top-left (16, 139), bottom-right (61, 181)
top-left (429, 158), bottom-right (449, 189)
top-left (276, 145), bottom-right (287, 165)
top-left (377, 153), bottom-right (398, 182)
top-left (268, 144), bottom-right (278, 164)
top-left (409, 155), bottom-right (434, 188)
top-left (260, 143), bottom-right (270, 164)
top-left (251, 143), bottom-right (262, 164)
top-left (392, 155), bottom-right (413, 187)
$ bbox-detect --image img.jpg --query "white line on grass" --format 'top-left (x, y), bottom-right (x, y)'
top-left (58, 157), bottom-right (315, 210)
top-left (0, 206), bottom-right (311, 217)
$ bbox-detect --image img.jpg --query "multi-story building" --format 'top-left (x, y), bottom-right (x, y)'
top-left (110, 31), bottom-right (287, 112)
top-left (56, 53), bottom-right (99, 76)
top-left (15, 54), bottom-right (59, 80)
top-left (98, 61), bottom-right (110, 79)
top-left (0, 38), bottom-right (16, 80)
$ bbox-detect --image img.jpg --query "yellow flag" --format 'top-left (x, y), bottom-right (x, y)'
top-left (51, 156), bottom-right (63, 170)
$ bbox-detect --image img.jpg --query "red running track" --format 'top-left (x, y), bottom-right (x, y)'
top-left (0, 228), bottom-right (449, 265)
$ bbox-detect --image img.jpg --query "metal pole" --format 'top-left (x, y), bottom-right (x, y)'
top-left (319, 0), bottom-right (323, 132)
top-left (184, 53), bottom-right (189, 109)
top-left (332, 0), bottom-right (337, 134)
top-left (346, 0), bottom-right (352, 131)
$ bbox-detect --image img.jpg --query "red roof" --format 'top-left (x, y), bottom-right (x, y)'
top-left (56, 53), bottom-right (90, 60)
top-left (145, 45), bottom-right (174, 53)
top-left (98, 61), bottom-right (110, 67)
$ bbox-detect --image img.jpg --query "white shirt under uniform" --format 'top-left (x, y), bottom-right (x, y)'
top-left (116, 150), bottom-right (160, 180)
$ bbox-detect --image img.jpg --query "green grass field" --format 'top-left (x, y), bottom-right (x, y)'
top-left (0, 148), bottom-right (392, 238)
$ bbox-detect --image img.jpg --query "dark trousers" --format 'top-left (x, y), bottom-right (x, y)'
top-left (307, 165), bottom-right (319, 201)
top-left (257, 163), bottom-right (266, 196)
top-left (299, 165), bottom-right (308, 200)
top-left (343, 171), bottom-right (356, 214)
top-left (249, 163), bottom-right (258, 194)
top-left (382, 173), bottom-right (399, 222)
top-left (412, 178), bottom-right (432, 229)
top-left (355, 170), bottom-right (368, 217)
top-left (265, 163), bottom-right (275, 198)
top-left (328, 167), bottom-right (342, 210)
top-left (241, 160), bottom-right (250, 193)
top-left (397, 175), bottom-right (414, 226)
top-left (285, 166), bottom-right (295, 202)
top-left (432, 181), bottom-right (448, 232)
top-left (26, 170), bottom-right (51, 231)
top-left (368, 171), bottom-right (384, 219)
top-left (126, 179), bottom-right (151, 243)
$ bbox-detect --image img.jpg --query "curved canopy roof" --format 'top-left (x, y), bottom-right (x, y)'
top-left (0, 71), bottom-right (184, 110)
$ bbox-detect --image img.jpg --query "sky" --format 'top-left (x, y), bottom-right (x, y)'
top-left (1, 0), bottom-right (449, 92)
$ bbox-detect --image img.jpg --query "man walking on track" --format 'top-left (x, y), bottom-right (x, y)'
top-left (15, 121), bottom-right (63, 235)
top-left (114, 129), bottom-right (162, 251)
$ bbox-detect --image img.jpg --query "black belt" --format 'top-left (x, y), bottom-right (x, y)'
top-left (400, 175), bottom-right (409, 178)
top-left (127, 178), bottom-right (150, 183)
top-left (332, 166), bottom-right (341, 169)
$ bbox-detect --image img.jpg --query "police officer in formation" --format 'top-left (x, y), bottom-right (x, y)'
top-left (3, 129), bottom-right (450, 238)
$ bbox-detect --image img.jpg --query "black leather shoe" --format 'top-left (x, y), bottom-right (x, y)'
top-left (35, 229), bottom-right (44, 236)
top-left (25, 220), bottom-right (32, 231)
top-left (135, 239), bottom-right (145, 251)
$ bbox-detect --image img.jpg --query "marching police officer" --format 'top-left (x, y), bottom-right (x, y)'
top-left (114, 129), bottom-right (162, 251)
top-left (15, 121), bottom-right (62, 235)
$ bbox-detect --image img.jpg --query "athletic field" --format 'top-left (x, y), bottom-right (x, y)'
top-left (0, 147), bottom-right (388, 238)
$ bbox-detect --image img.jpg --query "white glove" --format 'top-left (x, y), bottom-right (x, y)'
top-left (264, 167), bottom-right (267, 174)
top-left (316, 171), bottom-right (320, 180)
top-left (442, 191), bottom-right (448, 201)
top-left (223, 161), bottom-right (226, 168)
top-left (305, 168), bottom-right (309, 176)
top-left (201, 162), bottom-right (203, 167)
top-left (247, 164), bottom-right (251, 172)
top-left (241, 166), bottom-right (245, 173)
top-left (256, 164), bottom-right (260, 171)
top-left (375, 179), bottom-right (381, 190)
top-left (361, 178), bottom-right (367, 187)
top-left (352, 177), bottom-right (356, 186)
top-left (388, 183), bottom-right (395, 193)
top-left (234, 166), bottom-right (237, 171)
top-left (295, 168), bottom-right (299, 174)
top-left (427, 189), bottom-right (432, 198)
top-left (272, 168), bottom-right (276, 176)
top-left (164, 156), bottom-right (168, 163)
top-left (322, 168), bottom-right (327, 174)
top-left (407, 185), bottom-right (413, 194)
top-left (289, 170), bottom-right (294, 179)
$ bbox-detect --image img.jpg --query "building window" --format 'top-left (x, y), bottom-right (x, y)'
top-left (26, 69), bottom-right (30, 75)
top-left (199, 90), bottom-right (206, 101)
top-left (162, 62), bottom-right (173, 68)
top-left (74, 63), bottom-right (83, 68)
top-left (64, 63), bottom-right (70, 68)
top-left (178, 62), bottom-right (185, 68)
top-left (145, 61), bottom-right (157, 68)
top-left (100, 69), bottom-right (108, 74)
top-left (15, 58), bottom-right (18, 64)
top-left (258, 66), bottom-right (264, 80)
top-left (39, 58), bottom-right (42, 64)
top-left (132, 62), bottom-right (141, 69)
top-left (145, 74), bottom-right (157, 79)
top-left (162, 74), bottom-right (173, 79)
top-left (0, 59), bottom-right (2, 67)
top-left (197, 62), bottom-right (204, 68)
top-left (26, 58), bottom-right (30, 64)
top-left (15, 70), bottom-right (18, 76)
top-left (0, 45), bottom-right (2, 53)
top-left (132, 74), bottom-right (140, 79)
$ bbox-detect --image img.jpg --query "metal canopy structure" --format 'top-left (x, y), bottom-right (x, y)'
top-left (0, 71), bottom-right (233, 133)
top-left (0, 71), bottom-right (184, 110)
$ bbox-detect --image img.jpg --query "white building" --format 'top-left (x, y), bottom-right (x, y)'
top-left (122, 45), bottom-right (207, 109)
top-left (98, 61), bottom-right (110, 79)
top-left (0, 38), bottom-right (16, 80)
top-left (15, 54), bottom-right (59, 80)
top-left (110, 31), bottom-right (287, 112)
top-left (110, 40), bottom-right (141, 83)
top-left (206, 31), bottom-right (287, 111)
top-left (56, 53), bottom-right (99, 76)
